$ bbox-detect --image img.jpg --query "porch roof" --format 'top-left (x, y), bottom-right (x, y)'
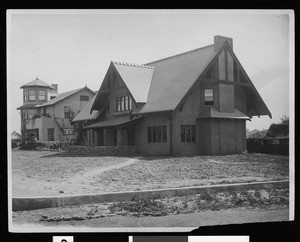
top-left (197, 106), bottom-right (250, 120)
top-left (84, 116), bottom-right (140, 129)
top-left (17, 103), bottom-right (37, 110)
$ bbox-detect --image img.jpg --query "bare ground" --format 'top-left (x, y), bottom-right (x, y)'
top-left (11, 150), bottom-right (289, 196)
top-left (12, 188), bottom-right (289, 228)
top-left (11, 150), bottom-right (134, 196)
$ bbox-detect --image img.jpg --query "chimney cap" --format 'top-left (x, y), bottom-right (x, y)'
top-left (214, 35), bottom-right (233, 51)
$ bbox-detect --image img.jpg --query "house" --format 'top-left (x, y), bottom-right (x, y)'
top-left (17, 77), bottom-right (95, 142)
top-left (247, 123), bottom-right (288, 155)
top-left (73, 35), bottom-right (272, 155)
top-left (11, 131), bottom-right (21, 148)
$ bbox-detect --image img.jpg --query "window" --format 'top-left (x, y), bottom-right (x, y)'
top-left (157, 126), bottom-right (162, 143)
top-left (28, 90), bottom-right (36, 101)
top-left (48, 128), bottom-right (55, 141)
top-left (64, 106), bottom-right (71, 118)
top-left (147, 127), bottom-right (152, 143)
top-left (147, 125), bottom-right (167, 143)
top-left (24, 90), bottom-right (27, 101)
top-left (181, 125), bottom-right (196, 143)
top-left (80, 95), bottom-right (89, 101)
top-left (39, 90), bottom-right (46, 100)
top-left (204, 89), bottom-right (214, 105)
top-left (28, 109), bottom-right (35, 119)
top-left (116, 95), bottom-right (133, 112)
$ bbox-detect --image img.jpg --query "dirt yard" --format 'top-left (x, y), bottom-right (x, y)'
top-left (11, 150), bottom-right (289, 196)
top-left (11, 150), bottom-right (134, 196)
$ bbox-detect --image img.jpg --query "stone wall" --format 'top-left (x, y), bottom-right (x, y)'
top-left (65, 145), bottom-right (136, 156)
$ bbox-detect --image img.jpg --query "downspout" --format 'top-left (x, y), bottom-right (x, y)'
top-left (169, 114), bottom-right (173, 155)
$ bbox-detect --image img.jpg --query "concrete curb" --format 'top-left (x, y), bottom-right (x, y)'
top-left (12, 180), bottom-right (289, 212)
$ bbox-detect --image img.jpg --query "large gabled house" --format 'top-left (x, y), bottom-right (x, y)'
top-left (17, 78), bottom-right (95, 142)
top-left (73, 35), bottom-right (271, 155)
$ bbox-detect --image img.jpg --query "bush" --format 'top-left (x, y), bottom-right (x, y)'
top-left (11, 141), bottom-right (18, 148)
top-left (20, 140), bottom-right (36, 150)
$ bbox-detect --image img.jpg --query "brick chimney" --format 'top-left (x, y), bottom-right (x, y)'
top-left (214, 35), bottom-right (233, 51)
top-left (51, 84), bottom-right (58, 93)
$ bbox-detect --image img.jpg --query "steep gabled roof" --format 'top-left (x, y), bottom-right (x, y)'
top-left (20, 77), bottom-right (54, 89)
top-left (38, 86), bottom-right (95, 107)
top-left (139, 44), bottom-right (215, 113)
top-left (112, 61), bottom-right (154, 103)
top-left (91, 37), bottom-right (271, 118)
top-left (72, 95), bottom-right (101, 122)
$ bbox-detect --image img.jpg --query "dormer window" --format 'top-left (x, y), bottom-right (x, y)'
top-left (39, 90), bottom-right (46, 100)
top-left (116, 95), bottom-right (132, 112)
top-left (28, 90), bottom-right (36, 101)
top-left (204, 89), bottom-right (214, 105)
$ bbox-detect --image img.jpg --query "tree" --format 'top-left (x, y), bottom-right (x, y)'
top-left (279, 115), bottom-right (289, 124)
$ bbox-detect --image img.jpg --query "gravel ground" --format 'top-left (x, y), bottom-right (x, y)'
top-left (11, 150), bottom-right (289, 196)
top-left (12, 188), bottom-right (289, 228)
top-left (94, 154), bottom-right (289, 192)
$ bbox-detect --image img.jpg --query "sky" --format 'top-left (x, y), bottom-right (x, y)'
top-left (7, 10), bottom-right (293, 134)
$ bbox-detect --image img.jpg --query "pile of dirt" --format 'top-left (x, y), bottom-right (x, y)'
top-left (107, 188), bottom-right (289, 217)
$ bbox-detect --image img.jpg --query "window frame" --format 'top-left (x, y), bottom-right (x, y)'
top-left (147, 125), bottom-right (167, 144)
top-left (28, 90), bottom-right (36, 101)
top-left (24, 90), bottom-right (27, 101)
top-left (80, 95), bottom-right (89, 101)
top-left (204, 88), bottom-right (214, 106)
top-left (116, 95), bottom-right (133, 112)
top-left (64, 106), bottom-right (71, 118)
top-left (39, 90), bottom-right (46, 101)
top-left (181, 125), bottom-right (196, 143)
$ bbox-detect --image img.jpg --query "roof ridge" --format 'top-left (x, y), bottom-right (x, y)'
top-left (144, 43), bottom-right (214, 65)
top-left (112, 60), bottom-right (154, 69)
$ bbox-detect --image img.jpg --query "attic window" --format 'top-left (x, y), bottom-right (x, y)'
top-left (116, 95), bottom-right (132, 112)
top-left (204, 89), bottom-right (214, 105)
top-left (80, 95), bottom-right (89, 101)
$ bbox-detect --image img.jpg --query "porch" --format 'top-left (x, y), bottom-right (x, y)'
top-left (84, 116), bottom-right (141, 147)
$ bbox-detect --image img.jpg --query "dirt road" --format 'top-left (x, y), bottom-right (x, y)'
top-left (12, 207), bottom-right (289, 230)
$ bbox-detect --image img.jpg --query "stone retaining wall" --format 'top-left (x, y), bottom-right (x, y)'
top-left (65, 145), bottom-right (136, 156)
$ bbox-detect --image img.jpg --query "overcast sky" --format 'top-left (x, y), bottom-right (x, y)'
top-left (7, 10), bottom-right (293, 134)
